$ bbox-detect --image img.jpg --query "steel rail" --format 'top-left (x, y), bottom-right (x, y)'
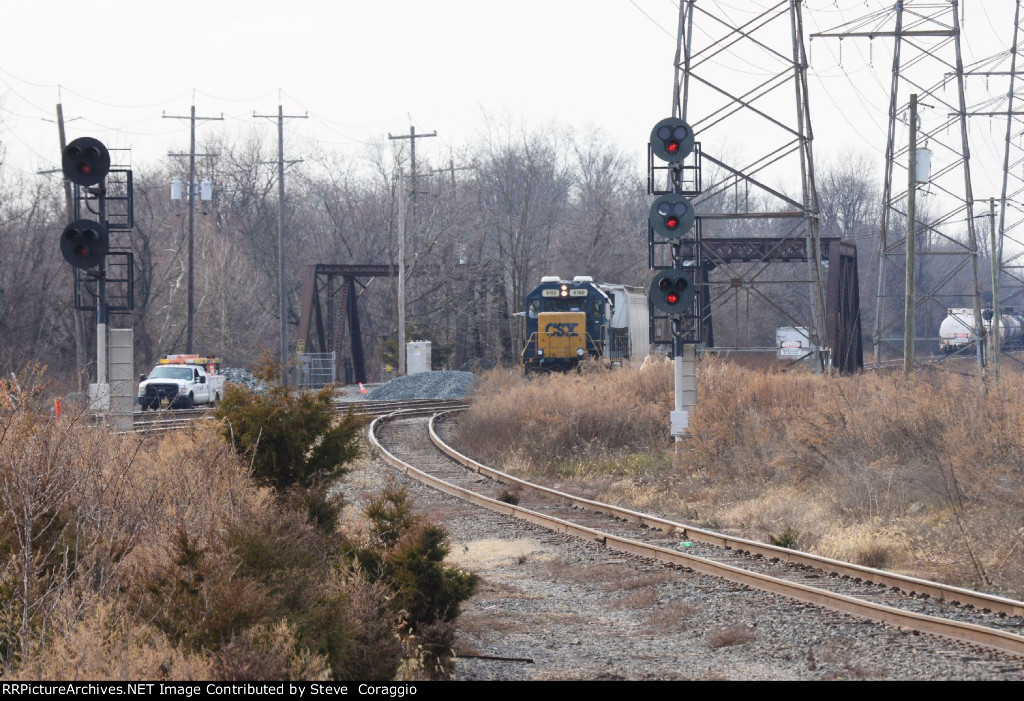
top-left (128, 398), bottom-right (469, 432)
top-left (426, 411), bottom-right (1024, 619)
top-left (367, 413), bottom-right (1024, 657)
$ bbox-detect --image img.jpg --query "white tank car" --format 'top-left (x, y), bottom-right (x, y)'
top-left (939, 308), bottom-right (1024, 353)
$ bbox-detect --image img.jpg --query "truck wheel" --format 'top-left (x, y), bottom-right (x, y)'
top-left (184, 393), bottom-right (194, 409)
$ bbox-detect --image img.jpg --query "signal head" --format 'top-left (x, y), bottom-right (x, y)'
top-left (649, 269), bottom-right (696, 315)
top-left (60, 219), bottom-right (109, 269)
top-left (62, 137), bottom-right (110, 187)
top-left (650, 118), bottom-right (694, 163)
top-left (649, 194), bottom-right (695, 240)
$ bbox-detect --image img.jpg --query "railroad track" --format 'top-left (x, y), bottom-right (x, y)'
top-left (128, 397), bottom-right (468, 433)
top-left (369, 410), bottom-right (1024, 660)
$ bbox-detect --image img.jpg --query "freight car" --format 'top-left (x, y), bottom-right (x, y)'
top-left (939, 307), bottom-right (1024, 353)
top-left (521, 276), bottom-right (650, 373)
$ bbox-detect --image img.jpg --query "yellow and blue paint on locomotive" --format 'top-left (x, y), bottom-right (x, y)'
top-left (521, 276), bottom-right (650, 373)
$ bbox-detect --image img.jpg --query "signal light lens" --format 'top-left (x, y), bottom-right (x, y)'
top-left (62, 137), bottom-right (111, 187)
top-left (649, 194), bottom-right (695, 240)
top-left (649, 269), bottom-right (697, 315)
top-left (60, 218), bottom-right (109, 269)
top-left (650, 118), bottom-right (694, 163)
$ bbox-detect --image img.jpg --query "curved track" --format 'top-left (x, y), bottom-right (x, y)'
top-left (128, 397), bottom-right (468, 433)
top-left (369, 410), bottom-right (1024, 659)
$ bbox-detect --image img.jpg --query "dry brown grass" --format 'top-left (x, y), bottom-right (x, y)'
top-left (605, 587), bottom-right (660, 611)
top-left (807, 638), bottom-right (878, 679)
top-left (455, 362), bottom-right (674, 477)
top-left (705, 623), bottom-right (756, 649)
top-left (0, 393), bottom-right (254, 677)
top-left (0, 370), bottom-right (409, 680)
top-left (642, 600), bottom-right (698, 631)
top-left (452, 358), bottom-right (1024, 597)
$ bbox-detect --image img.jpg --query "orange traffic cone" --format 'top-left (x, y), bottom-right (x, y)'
top-left (359, 382), bottom-right (367, 394)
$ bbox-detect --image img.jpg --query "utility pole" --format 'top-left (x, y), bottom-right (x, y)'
top-left (163, 104), bottom-right (223, 354)
top-left (398, 168), bottom-right (406, 376)
top-left (255, 103), bottom-right (307, 386)
top-left (388, 126), bottom-right (435, 374)
top-left (904, 94), bottom-right (917, 375)
top-left (990, 197), bottom-right (1000, 380)
top-left (388, 126), bottom-right (436, 256)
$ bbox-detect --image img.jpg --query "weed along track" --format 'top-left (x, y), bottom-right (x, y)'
top-left (367, 412), bottom-right (1024, 679)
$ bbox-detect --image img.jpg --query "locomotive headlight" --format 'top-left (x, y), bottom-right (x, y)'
top-left (577, 348), bottom-right (585, 357)
top-left (537, 349), bottom-right (544, 356)
top-left (559, 284), bottom-right (569, 298)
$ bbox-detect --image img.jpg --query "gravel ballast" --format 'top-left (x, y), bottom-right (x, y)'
top-left (342, 417), bottom-right (1024, 681)
top-left (366, 371), bottom-right (475, 401)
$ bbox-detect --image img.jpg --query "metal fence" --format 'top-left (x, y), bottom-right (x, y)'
top-left (296, 352), bottom-right (336, 389)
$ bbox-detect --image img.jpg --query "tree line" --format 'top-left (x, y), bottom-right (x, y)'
top-left (2, 114), bottom-right (981, 385)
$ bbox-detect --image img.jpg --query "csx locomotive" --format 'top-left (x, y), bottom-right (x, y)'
top-left (521, 276), bottom-right (650, 373)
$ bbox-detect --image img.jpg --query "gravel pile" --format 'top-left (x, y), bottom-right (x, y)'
top-left (220, 367), bottom-right (268, 392)
top-left (367, 370), bottom-right (475, 401)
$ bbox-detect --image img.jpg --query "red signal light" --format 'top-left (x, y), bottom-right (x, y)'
top-left (666, 216), bottom-right (679, 229)
top-left (60, 218), bottom-right (109, 269)
top-left (666, 142), bottom-right (679, 154)
top-left (62, 137), bottom-right (110, 187)
top-left (666, 292), bottom-right (680, 304)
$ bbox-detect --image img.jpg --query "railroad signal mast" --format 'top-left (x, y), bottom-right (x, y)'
top-left (647, 117), bottom-right (701, 441)
top-left (60, 136), bottom-right (135, 422)
top-left (61, 136), bottom-right (114, 394)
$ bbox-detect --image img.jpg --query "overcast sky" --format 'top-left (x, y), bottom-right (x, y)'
top-left (0, 0), bottom-right (681, 175)
top-left (0, 0), bottom-right (1019, 194)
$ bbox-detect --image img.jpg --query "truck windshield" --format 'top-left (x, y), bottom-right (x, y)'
top-left (148, 367), bottom-right (194, 381)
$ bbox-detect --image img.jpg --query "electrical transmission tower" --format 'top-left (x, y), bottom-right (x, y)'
top-left (957, 1), bottom-right (1024, 373)
top-left (813, 0), bottom-right (984, 373)
top-left (671, 0), bottom-right (838, 372)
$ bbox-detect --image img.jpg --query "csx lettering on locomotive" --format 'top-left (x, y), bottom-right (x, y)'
top-left (521, 276), bottom-right (651, 373)
top-left (545, 322), bottom-right (579, 337)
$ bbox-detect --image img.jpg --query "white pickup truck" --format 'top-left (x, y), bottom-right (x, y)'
top-left (137, 355), bottom-right (226, 410)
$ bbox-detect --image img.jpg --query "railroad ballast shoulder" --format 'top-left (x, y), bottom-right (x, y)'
top-left (521, 275), bottom-right (650, 373)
